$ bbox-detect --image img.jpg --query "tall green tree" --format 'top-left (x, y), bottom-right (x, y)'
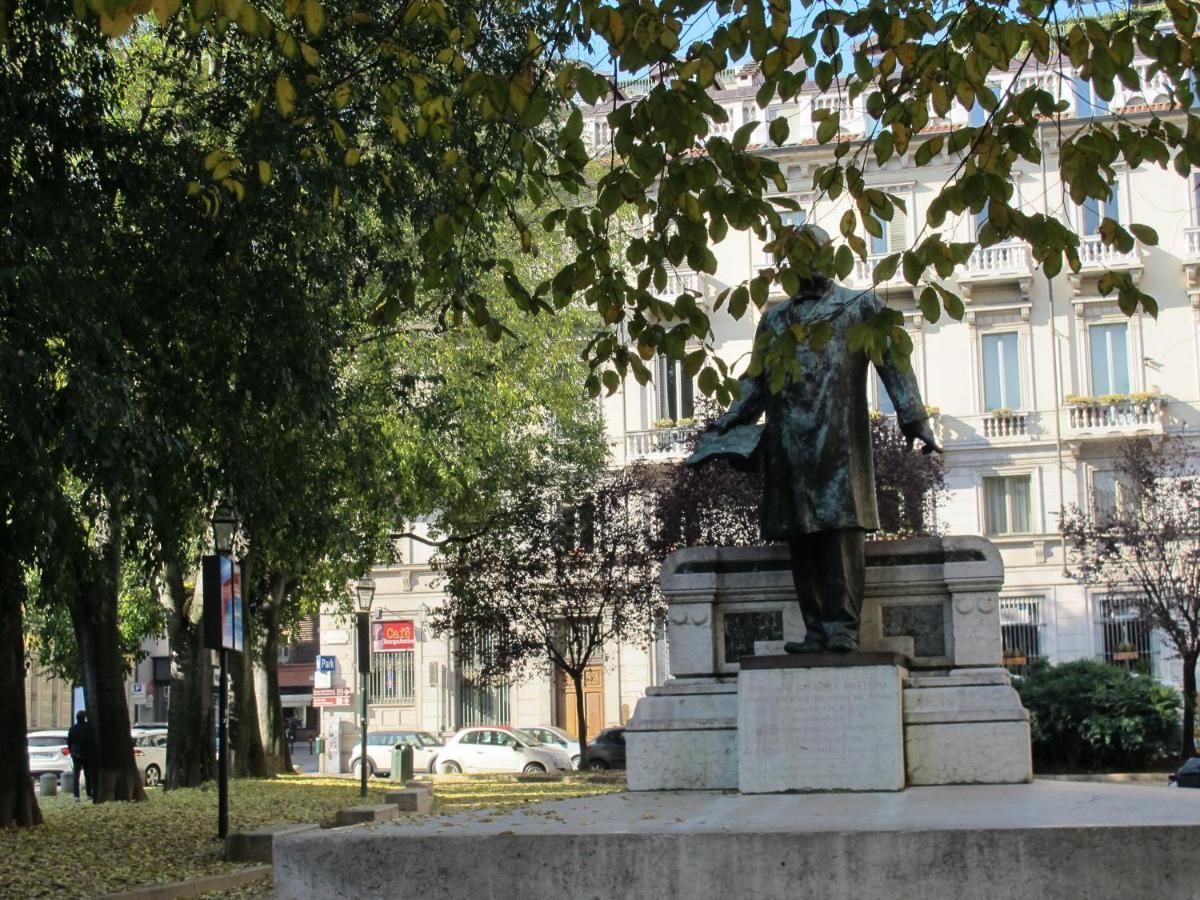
top-left (61, 0), bottom-right (1200, 396)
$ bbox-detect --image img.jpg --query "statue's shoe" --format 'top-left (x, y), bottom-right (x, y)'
top-left (824, 632), bottom-right (859, 653)
top-left (783, 635), bottom-right (825, 653)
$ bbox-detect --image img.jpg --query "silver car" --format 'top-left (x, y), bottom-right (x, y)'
top-left (521, 726), bottom-right (582, 769)
top-left (437, 727), bottom-right (569, 774)
top-left (349, 730), bottom-right (443, 778)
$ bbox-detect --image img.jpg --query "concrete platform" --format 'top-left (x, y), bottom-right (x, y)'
top-left (275, 781), bottom-right (1200, 899)
top-left (383, 787), bottom-right (432, 814)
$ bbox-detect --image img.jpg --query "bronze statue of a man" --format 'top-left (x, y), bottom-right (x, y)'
top-left (696, 226), bottom-right (942, 653)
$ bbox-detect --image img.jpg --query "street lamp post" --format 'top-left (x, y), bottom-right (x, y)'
top-left (211, 501), bottom-right (238, 840)
top-left (356, 575), bottom-right (376, 799)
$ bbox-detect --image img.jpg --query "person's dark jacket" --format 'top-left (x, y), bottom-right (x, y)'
top-left (67, 720), bottom-right (94, 762)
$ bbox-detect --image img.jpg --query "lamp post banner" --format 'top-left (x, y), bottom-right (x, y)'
top-left (202, 554), bottom-right (244, 653)
top-left (372, 620), bottom-right (415, 652)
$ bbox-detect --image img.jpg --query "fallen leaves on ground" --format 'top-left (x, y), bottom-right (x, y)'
top-left (0, 774), bottom-right (625, 899)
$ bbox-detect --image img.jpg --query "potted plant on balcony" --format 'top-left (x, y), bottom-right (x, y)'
top-left (652, 417), bottom-right (676, 429)
top-left (1003, 647), bottom-right (1027, 668)
top-left (1129, 391), bottom-right (1165, 416)
top-left (990, 407), bottom-right (1016, 419)
top-left (1112, 641), bottom-right (1140, 662)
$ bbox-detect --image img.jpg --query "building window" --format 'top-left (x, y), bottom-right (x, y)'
top-left (656, 356), bottom-right (694, 422)
top-left (983, 474), bottom-right (1033, 535)
top-left (1093, 469), bottom-right (1134, 521)
top-left (1098, 594), bottom-right (1155, 676)
top-left (869, 206), bottom-right (908, 256)
top-left (1082, 180), bottom-right (1121, 235)
top-left (742, 101), bottom-right (757, 125)
top-left (1000, 595), bottom-right (1043, 674)
top-left (1088, 322), bottom-right (1130, 395)
top-left (456, 633), bottom-right (511, 727)
top-left (982, 332), bottom-right (1021, 411)
top-left (1074, 76), bottom-right (1109, 117)
top-left (370, 651), bottom-right (415, 703)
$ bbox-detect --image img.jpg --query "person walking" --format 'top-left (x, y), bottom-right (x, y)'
top-left (66, 710), bottom-right (96, 801)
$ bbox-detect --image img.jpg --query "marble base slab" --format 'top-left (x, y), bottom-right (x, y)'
top-left (738, 654), bottom-right (907, 793)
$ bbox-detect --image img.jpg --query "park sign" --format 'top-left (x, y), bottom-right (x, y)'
top-left (202, 554), bottom-right (244, 653)
top-left (372, 620), bottom-right (414, 652)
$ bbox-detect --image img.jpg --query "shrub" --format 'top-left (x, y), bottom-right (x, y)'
top-left (1015, 658), bottom-right (1180, 771)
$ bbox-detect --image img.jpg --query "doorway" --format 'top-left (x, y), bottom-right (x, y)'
top-left (556, 665), bottom-right (604, 740)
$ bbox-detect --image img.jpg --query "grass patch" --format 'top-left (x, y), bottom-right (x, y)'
top-left (0, 775), bottom-right (625, 899)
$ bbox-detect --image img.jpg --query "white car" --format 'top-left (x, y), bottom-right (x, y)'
top-left (521, 726), bottom-right (582, 769)
top-left (349, 730), bottom-right (444, 778)
top-left (132, 730), bottom-right (168, 787)
top-left (436, 726), bottom-right (571, 774)
top-left (26, 730), bottom-right (72, 780)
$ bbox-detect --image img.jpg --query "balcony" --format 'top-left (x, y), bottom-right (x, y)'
top-left (941, 411), bottom-right (1038, 446)
top-left (958, 242), bottom-right (1034, 299)
top-left (624, 425), bottom-right (698, 461)
top-left (1063, 396), bottom-right (1166, 440)
top-left (849, 254), bottom-right (913, 293)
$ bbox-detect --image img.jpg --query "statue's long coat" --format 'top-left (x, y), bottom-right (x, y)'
top-left (728, 284), bottom-right (927, 539)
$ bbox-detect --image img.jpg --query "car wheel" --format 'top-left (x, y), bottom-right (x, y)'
top-left (351, 758), bottom-right (374, 779)
top-left (522, 763), bottom-right (547, 774)
top-left (440, 760), bottom-right (462, 774)
top-left (570, 755), bottom-right (581, 770)
top-left (588, 758), bottom-right (609, 771)
top-left (144, 764), bottom-right (162, 788)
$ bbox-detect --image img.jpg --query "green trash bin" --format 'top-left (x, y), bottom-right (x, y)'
top-left (390, 743), bottom-right (414, 782)
top-left (314, 737), bottom-right (326, 757)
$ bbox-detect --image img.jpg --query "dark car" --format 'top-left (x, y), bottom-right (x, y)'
top-left (585, 727), bottom-right (626, 770)
top-left (1169, 757), bottom-right (1200, 788)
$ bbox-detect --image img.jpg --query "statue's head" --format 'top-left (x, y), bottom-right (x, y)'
top-left (790, 223), bottom-right (833, 299)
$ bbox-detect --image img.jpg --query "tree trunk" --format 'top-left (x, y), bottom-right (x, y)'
top-left (229, 605), bottom-right (270, 778)
top-left (69, 499), bottom-right (145, 803)
top-left (257, 575), bottom-right (292, 775)
top-left (164, 563), bottom-right (215, 789)
top-left (0, 535), bottom-right (42, 827)
top-left (1181, 652), bottom-right (1197, 761)
top-left (571, 669), bottom-right (589, 770)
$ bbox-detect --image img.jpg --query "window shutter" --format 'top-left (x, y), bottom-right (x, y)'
top-left (888, 208), bottom-right (908, 253)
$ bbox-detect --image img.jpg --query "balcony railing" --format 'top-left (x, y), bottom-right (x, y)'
top-left (961, 242), bottom-right (1033, 281)
top-left (1077, 234), bottom-right (1141, 270)
top-left (982, 410), bottom-right (1029, 439)
top-left (1065, 398), bottom-right (1166, 437)
top-left (851, 254), bottom-right (903, 287)
top-left (624, 426), bottom-right (698, 461)
top-left (941, 412), bottom-right (1037, 445)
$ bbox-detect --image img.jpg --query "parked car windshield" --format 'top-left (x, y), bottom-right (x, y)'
top-left (416, 732), bottom-right (442, 747)
top-left (513, 729), bottom-right (544, 746)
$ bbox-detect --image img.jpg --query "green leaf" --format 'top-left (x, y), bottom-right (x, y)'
top-left (769, 116), bottom-right (789, 146)
top-left (1128, 223), bottom-right (1158, 246)
top-left (918, 287), bottom-right (941, 323)
top-left (871, 253), bottom-right (900, 283)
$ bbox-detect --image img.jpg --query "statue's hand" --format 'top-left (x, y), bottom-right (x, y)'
top-left (902, 417), bottom-right (943, 454)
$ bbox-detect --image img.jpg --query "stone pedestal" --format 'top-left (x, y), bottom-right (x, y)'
top-left (903, 668), bottom-right (1032, 785)
top-left (625, 680), bottom-right (738, 791)
top-left (738, 654), bottom-right (907, 793)
top-left (626, 535), bottom-right (1034, 792)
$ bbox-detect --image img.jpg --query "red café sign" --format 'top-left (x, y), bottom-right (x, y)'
top-left (372, 619), bottom-right (415, 652)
